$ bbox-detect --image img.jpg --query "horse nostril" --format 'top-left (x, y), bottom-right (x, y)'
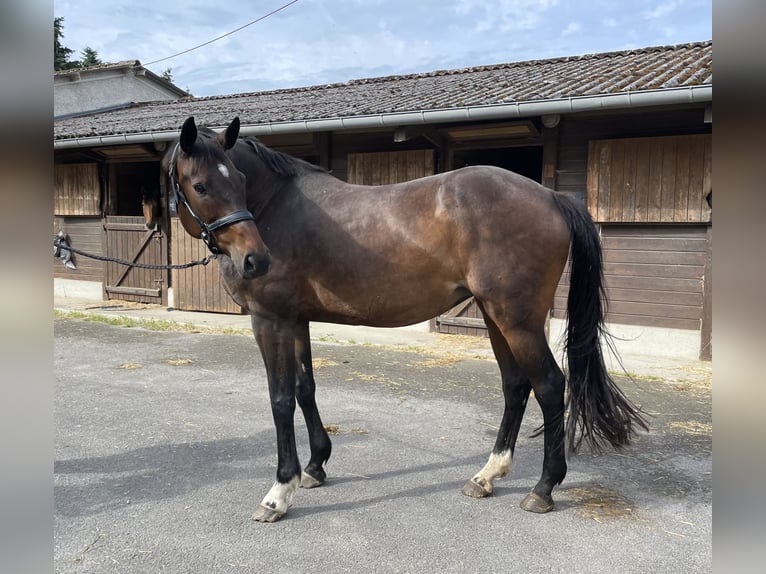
top-left (243, 251), bottom-right (271, 279)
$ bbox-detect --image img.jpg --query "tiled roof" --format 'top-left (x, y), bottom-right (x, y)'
top-left (54, 41), bottom-right (711, 142)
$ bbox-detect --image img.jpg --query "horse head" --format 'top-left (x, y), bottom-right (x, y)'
top-left (141, 186), bottom-right (161, 230)
top-left (163, 116), bottom-right (271, 279)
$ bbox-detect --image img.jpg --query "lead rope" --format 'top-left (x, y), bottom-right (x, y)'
top-left (53, 237), bottom-right (215, 269)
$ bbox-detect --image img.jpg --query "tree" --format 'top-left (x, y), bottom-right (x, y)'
top-left (55, 17), bottom-right (107, 70)
top-left (80, 47), bottom-right (102, 68)
top-left (54, 17), bottom-right (76, 70)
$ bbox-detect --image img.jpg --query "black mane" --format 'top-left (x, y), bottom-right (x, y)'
top-left (182, 126), bottom-right (328, 179)
top-left (242, 137), bottom-right (328, 178)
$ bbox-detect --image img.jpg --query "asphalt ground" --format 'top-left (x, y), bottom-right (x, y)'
top-left (54, 307), bottom-right (711, 573)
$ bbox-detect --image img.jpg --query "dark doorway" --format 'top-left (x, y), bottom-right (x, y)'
top-left (112, 162), bottom-right (161, 216)
top-left (453, 146), bottom-right (543, 183)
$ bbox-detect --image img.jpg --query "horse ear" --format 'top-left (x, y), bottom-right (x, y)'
top-left (180, 116), bottom-right (197, 155)
top-left (220, 116), bottom-right (240, 150)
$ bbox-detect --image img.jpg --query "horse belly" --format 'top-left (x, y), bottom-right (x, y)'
top-left (303, 277), bottom-right (470, 328)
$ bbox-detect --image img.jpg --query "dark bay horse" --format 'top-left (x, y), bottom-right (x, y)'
top-left (141, 186), bottom-right (160, 230)
top-left (160, 116), bottom-right (647, 522)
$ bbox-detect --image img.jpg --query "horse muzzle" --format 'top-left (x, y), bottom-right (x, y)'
top-left (242, 249), bottom-right (272, 279)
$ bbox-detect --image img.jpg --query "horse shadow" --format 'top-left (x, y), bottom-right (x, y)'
top-left (54, 433), bottom-right (272, 518)
top-left (55, 431), bottom-right (539, 519)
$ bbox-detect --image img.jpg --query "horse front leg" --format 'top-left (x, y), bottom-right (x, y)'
top-left (294, 320), bottom-right (332, 488)
top-left (250, 314), bottom-right (301, 523)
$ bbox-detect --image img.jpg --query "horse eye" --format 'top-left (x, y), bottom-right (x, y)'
top-left (192, 183), bottom-right (207, 194)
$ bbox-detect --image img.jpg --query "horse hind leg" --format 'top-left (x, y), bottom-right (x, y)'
top-left (462, 311), bottom-right (532, 499)
top-left (294, 321), bottom-right (332, 488)
top-left (510, 326), bottom-right (567, 513)
top-left (468, 300), bottom-right (567, 513)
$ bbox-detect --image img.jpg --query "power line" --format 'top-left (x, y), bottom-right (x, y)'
top-left (143, 0), bottom-right (300, 67)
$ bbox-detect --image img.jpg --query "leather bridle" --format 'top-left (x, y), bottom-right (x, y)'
top-left (168, 142), bottom-right (256, 255)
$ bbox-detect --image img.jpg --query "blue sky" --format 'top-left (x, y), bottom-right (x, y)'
top-left (54, 0), bottom-right (712, 97)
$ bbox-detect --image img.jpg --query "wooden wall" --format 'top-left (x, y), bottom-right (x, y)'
top-left (587, 134), bottom-right (712, 223)
top-left (552, 107), bottom-right (712, 343)
top-left (332, 130), bottom-right (438, 182)
top-left (553, 225), bottom-right (708, 330)
top-left (434, 298), bottom-right (487, 337)
top-left (53, 216), bottom-right (103, 282)
top-left (556, 106), bottom-right (710, 199)
top-left (55, 163), bottom-right (100, 215)
top-left (171, 218), bottom-right (243, 314)
top-left (347, 150), bottom-right (435, 185)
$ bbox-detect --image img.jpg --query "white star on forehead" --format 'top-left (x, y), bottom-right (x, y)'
top-left (218, 163), bottom-right (230, 178)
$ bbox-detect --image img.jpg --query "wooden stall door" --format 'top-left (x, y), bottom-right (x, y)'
top-left (104, 216), bottom-right (167, 304)
top-left (586, 134), bottom-right (712, 224)
top-left (171, 218), bottom-right (243, 314)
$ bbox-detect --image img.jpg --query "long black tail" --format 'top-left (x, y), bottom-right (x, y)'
top-left (551, 193), bottom-right (648, 453)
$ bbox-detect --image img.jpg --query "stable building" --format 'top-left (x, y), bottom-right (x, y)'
top-left (53, 41), bottom-right (712, 360)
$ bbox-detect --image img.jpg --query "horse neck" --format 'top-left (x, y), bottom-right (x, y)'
top-left (235, 153), bottom-right (292, 221)
top-left (232, 141), bottom-right (332, 218)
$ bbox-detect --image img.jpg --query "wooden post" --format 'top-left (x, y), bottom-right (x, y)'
top-left (700, 223), bottom-right (712, 360)
top-left (541, 123), bottom-right (559, 190)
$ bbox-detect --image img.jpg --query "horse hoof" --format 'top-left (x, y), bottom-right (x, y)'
top-left (461, 478), bottom-right (492, 498)
top-left (300, 469), bottom-right (325, 489)
top-left (251, 504), bottom-right (286, 523)
top-left (520, 492), bottom-right (554, 513)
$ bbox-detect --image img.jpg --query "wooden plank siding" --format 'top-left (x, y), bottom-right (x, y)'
top-left (171, 218), bottom-right (243, 314)
top-left (587, 134), bottom-right (712, 223)
top-left (553, 111), bottom-right (712, 349)
top-left (53, 216), bottom-right (104, 282)
top-left (556, 107), bottom-right (710, 194)
top-left (553, 226), bottom-right (708, 330)
top-left (104, 216), bottom-right (167, 304)
top-left (347, 150), bottom-right (435, 185)
top-left (54, 163), bottom-right (100, 216)
top-left (434, 297), bottom-right (488, 337)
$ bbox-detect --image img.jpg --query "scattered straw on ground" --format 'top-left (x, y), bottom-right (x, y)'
top-left (116, 363), bottom-right (141, 370)
top-left (166, 359), bottom-right (194, 366)
top-left (348, 371), bottom-right (388, 383)
top-left (324, 424), bottom-right (368, 436)
top-left (412, 353), bottom-right (467, 368)
top-left (560, 484), bottom-right (635, 521)
top-left (312, 358), bottom-right (339, 370)
top-left (435, 333), bottom-right (487, 349)
top-left (668, 421), bottom-right (712, 436)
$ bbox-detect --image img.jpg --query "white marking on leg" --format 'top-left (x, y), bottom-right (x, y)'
top-left (217, 163), bottom-right (230, 178)
top-left (471, 450), bottom-right (512, 494)
top-left (259, 476), bottom-right (299, 515)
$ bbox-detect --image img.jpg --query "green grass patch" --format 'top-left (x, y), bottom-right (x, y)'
top-left (54, 309), bottom-right (250, 336)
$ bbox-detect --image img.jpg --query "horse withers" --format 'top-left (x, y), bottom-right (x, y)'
top-left (160, 115), bottom-right (647, 522)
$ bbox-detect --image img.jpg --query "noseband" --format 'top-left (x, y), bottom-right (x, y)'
top-left (168, 143), bottom-right (256, 255)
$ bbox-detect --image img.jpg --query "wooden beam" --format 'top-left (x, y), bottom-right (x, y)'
top-left (541, 124), bottom-right (559, 190)
top-left (112, 228), bottom-right (156, 288)
top-left (105, 286), bottom-right (161, 297)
